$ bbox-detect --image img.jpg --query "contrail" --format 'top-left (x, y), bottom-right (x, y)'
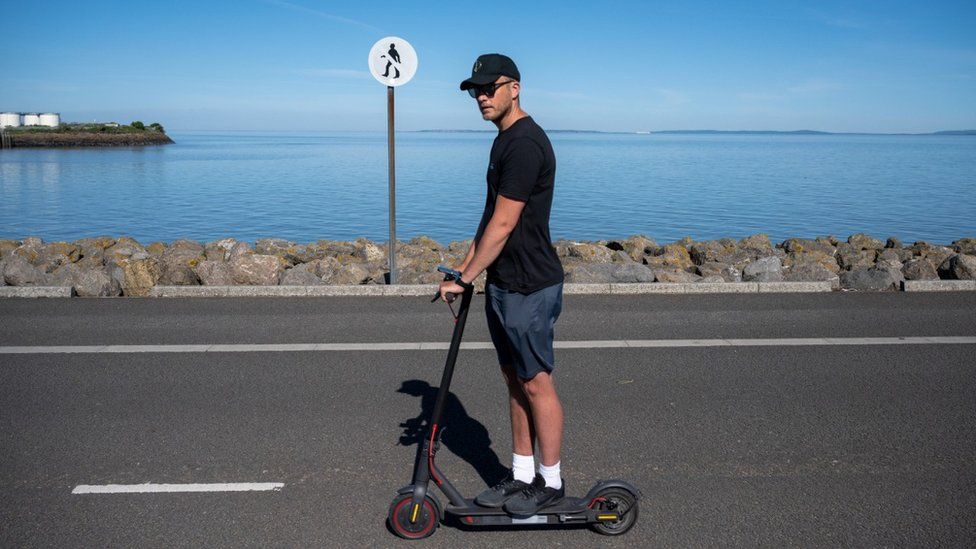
top-left (259, 0), bottom-right (383, 34)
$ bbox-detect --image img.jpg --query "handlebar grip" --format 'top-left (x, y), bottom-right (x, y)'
top-left (431, 290), bottom-right (457, 303)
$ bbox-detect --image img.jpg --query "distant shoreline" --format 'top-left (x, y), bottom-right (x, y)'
top-left (2, 131), bottom-right (174, 148)
top-left (416, 129), bottom-right (976, 136)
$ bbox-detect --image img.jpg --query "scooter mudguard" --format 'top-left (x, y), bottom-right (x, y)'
top-left (583, 479), bottom-right (642, 501)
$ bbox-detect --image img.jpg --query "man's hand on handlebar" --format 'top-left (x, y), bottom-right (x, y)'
top-left (438, 278), bottom-right (466, 303)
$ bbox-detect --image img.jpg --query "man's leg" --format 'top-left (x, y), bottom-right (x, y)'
top-left (500, 362), bottom-right (535, 456)
top-left (518, 371), bottom-right (563, 467)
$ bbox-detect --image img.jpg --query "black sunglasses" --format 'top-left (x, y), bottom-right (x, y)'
top-left (468, 79), bottom-right (516, 98)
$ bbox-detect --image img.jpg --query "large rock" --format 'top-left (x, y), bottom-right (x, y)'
top-left (31, 244), bottom-right (77, 273)
top-left (567, 242), bottom-right (615, 263)
top-left (47, 263), bottom-right (81, 287)
top-left (610, 263), bottom-right (656, 283)
top-left (0, 240), bottom-right (21, 259)
top-left (158, 248), bottom-right (203, 285)
top-left (742, 256), bottom-right (783, 282)
top-left (562, 261), bottom-right (607, 283)
top-left (147, 242), bottom-right (167, 256)
top-left (204, 238), bottom-right (239, 261)
top-left (408, 235), bottom-right (443, 251)
top-left (255, 238), bottom-right (307, 265)
top-left (314, 240), bottom-right (357, 259)
top-left (909, 242), bottom-right (954, 267)
top-left (280, 263), bottom-right (327, 285)
top-left (784, 261), bottom-right (840, 285)
top-left (646, 243), bottom-right (694, 271)
top-left (119, 257), bottom-right (161, 296)
top-left (0, 260), bottom-right (5, 286)
top-left (12, 238), bottom-right (45, 264)
top-left (901, 258), bottom-right (939, 280)
top-left (783, 250), bottom-right (840, 274)
top-left (876, 249), bottom-right (902, 265)
top-left (2, 254), bottom-right (45, 285)
top-left (231, 254), bottom-right (284, 285)
top-left (563, 262), bottom-right (653, 283)
top-left (938, 254), bottom-right (976, 280)
top-left (74, 268), bottom-right (122, 297)
top-left (653, 268), bottom-right (702, 283)
top-left (74, 236), bottom-right (116, 252)
top-left (322, 263), bottom-right (371, 285)
top-left (608, 235), bottom-right (658, 263)
top-left (448, 239), bottom-right (473, 255)
top-left (227, 241), bottom-right (254, 261)
top-left (168, 239), bottom-right (205, 255)
top-left (885, 237), bottom-right (903, 249)
top-left (848, 233), bottom-right (885, 251)
top-left (193, 260), bottom-right (235, 286)
top-left (840, 267), bottom-right (903, 291)
top-left (695, 261), bottom-right (741, 282)
top-left (951, 238), bottom-right (976, 256)
top-left (739, 233), bottom-right (773, 251)
top-left (49, 263), bottom-right (121, 297)
top-left (689, 239), bottom-right (737, 266)
top-left (105, 237), bottom-right (148, 261)
top-left (353, 238), bottom-right (385, 263)
top-left (835, 243), bottom-right (876, 271)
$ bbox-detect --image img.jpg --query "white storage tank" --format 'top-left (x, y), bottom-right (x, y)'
top-left (39, 113), bottom-right (60, 127)
top-left (0, 112), bottom-right (22, 128)
top-left (22, 113), bottom-right (41, 126)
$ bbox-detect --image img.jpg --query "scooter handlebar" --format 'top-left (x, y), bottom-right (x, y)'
top-left (431, 265), bottom-right (470, 303)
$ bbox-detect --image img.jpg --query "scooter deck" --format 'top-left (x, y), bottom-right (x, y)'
top-left (445, 497), bottom-right (609, 526)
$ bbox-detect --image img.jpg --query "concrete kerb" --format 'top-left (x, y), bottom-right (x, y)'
top-left (0, 287), bottom-right (74, 298)
top-left (903, 280), bottom-right (976, 292)
top-left (6, 279), bottom-right (973, 298)
top-left (146, 281), bottom-right (832, 298)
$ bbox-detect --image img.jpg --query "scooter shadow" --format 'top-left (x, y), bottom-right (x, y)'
top-left (397, 379), bottom-right (509, 487)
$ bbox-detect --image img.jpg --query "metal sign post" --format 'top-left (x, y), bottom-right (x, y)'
top-left (369, 36), bottom-right (418, 285)
top-left (387, 85), bottom-right (396, 283)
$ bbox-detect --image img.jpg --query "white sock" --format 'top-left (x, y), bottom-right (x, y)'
top-left (539, 461), bottom-right (562, 489)
top-left (512, 453), bottom-right (535, 483)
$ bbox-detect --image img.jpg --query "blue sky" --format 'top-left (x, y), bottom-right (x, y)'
top-left (1, 0), bottom-right (974, 132)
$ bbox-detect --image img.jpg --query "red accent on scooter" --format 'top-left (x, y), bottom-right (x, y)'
top-left (428, 423), bottom-right (442, 485)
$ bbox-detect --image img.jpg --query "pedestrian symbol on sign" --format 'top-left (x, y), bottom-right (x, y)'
top-left (381, 43), bottom-right (401, 79)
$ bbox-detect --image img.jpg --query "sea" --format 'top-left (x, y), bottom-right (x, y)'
top-left (1, 131), bottom-right (974, 246)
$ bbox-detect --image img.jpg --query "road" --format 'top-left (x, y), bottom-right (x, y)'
top-left (2, 292), bottom-right (974, 547)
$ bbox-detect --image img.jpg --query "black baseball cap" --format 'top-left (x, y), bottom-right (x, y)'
top-left (459, 53), bottom-right (521, 90)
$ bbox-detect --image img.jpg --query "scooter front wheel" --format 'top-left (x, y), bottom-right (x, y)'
top-left (387, 493), bottom-right (439, 540)
top-left (588, 487), bottom-right (639, 536)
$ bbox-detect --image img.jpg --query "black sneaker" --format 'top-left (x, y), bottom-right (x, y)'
top-left (474, 473), bottom-right (536, 508)
top-left (503, 477), bottom-right (565, 516)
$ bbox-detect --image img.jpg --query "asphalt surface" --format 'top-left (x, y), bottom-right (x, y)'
top-left (1, 293), bottom-right (975, 547)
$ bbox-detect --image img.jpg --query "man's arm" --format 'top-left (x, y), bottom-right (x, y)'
top-left (457, 239), bottom-right (477, 272)
top-left (459, 195), bottom-right (525, 284)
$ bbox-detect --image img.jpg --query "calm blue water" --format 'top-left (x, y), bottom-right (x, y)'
top-left (1, 131), bottom-right (974, 245)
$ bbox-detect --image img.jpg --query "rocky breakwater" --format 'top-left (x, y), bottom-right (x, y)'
top-left (0, 233), bottom-right (974, 296)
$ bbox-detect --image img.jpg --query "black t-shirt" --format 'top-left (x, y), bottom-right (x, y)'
top-left (475, 116), bottom-right (564, 294)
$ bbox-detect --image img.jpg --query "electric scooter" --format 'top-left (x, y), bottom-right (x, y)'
top-left (387, 266), bottom-right (640, 539)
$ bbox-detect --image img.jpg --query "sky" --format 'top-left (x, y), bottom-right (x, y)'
top-left (1, 0), bottom-right (974, 133)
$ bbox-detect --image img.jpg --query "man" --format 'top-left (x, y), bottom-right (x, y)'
top-left (438, 53), bottom-right (565, 516)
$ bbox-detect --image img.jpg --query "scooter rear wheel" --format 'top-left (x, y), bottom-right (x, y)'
top-left (589, 487), bottom-right (639, 536)
top-left (387, 494), bottom-right (439, 540)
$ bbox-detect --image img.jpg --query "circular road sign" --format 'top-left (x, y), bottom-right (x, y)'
top-left (368, 37), bottom-right (418, 87)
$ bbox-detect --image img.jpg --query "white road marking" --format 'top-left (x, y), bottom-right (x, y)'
top-left (71, 482), bottom-right (284, 494)
top-left (1, 336), bottom-right (974, 355)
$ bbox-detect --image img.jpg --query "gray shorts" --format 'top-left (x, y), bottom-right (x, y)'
top-left (485, 281), bottom-right (563, 380)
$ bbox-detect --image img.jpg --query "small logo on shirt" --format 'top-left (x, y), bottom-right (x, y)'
top-left (488, 162), bottom-right (495, 170)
